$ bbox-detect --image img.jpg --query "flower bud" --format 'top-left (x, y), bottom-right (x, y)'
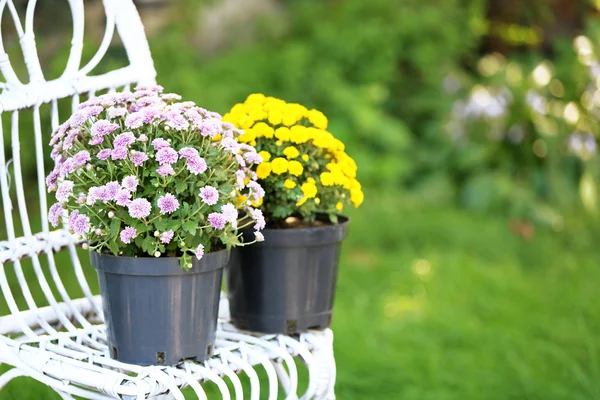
top-left (81, 243), bottom-right (88, 250)
top-left (154, 231), bottom-right (160, 237)
top-left (108, 211), bottom-right (115, 218)
top-left (187, 263), bottom-right (193, 269)
top-left (95, 228), bottom-right (102, 235)
top-left (86, 164), bottom-right (93, 170)
top-left (154, 251), bottom-right (161, 258)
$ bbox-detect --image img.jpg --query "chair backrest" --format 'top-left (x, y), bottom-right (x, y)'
top-left (0, 0), bottom-right (156, 337)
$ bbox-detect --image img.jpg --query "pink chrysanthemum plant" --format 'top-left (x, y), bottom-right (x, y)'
top-left (46, 85), bottom-right (266, 270)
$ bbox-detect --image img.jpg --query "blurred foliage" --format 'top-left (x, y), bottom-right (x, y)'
top-left (150, 0), bottom-right (486, 190)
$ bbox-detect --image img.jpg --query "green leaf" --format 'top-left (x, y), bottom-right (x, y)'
top-left (175, 181), bottom-right (188, 194)
top-left (109, 218), bottom-right (121, 239)
top-left (182, 220), bottom-right (197, 235)
top-left (142, 235), bottom-right (155, 254)
top-left (329, 214), bottom-right (339, 224)
top-left (107, 240), bottom-right (119, 256)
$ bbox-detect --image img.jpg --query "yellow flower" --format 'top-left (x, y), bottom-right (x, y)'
top-left (350, 188), bottom-right (364, 207)
top-left (287, 160), bottom-right (303, 176)
top-left (307, 109), bottom-right (328, 129)
top-left (283, 179), bottom-right (296, 189)
top-left (245, 93), bottom-right (266, 105)
top-left (268, 109), bottom-right (283, 125)
top-left (249, 107), bottom-right (268, 121)
top-left (253, 122), bottom-right (274, 139)
top-left (320, 172), bottom-right (335, 186)
top-left (236, 195), bottom-right (248, 207)
top-left (213, 133), bottom-right (222, 141)
top-left (296, 197), bottom-right (308, 206)
top-left (276, 140), bottom-right (283, 146)
top-left (238, 114), bottom-right (254, 129)
top-left (290, 126), bottom-right (309, 144)
top-left (351, 179), bottom-right (362, 190)
top-left (302, 154), bottom-right (309, 162)
top-left (230, 103), bottom-right (248, 114)
top-left (336, 202), bottom-right (344, 211)
top-left (238, 130), bottom-right (256, 143)
top-left (283, 146), bottom-right (300, 159)
top-left (301, 181), bottom-right (318, 198)
top-left (275, 127), bottom-right (291, 141)
top-left (256, 162), bottom-right (272, 179)
top-left (271, 157), bottom-right (288, 175)
top-left (264, 97), bottom-right (286, 111)
top-left (307, 177), bottom-right (316, 184)
top-left (258, 151), bottom-right (271, 162)
top-left (251, 197), bottom-right (264, 207)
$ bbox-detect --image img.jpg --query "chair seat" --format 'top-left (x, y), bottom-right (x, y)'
top-left (0, 295), bottom-right (336, 399)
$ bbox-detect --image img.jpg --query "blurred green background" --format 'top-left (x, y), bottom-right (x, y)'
top-left (3, 0), bottom-right (600, 398)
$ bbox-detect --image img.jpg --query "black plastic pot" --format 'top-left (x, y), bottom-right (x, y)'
top-left (91, 249), bottom-right (228, 366)
top-left (226, 217), bottom-right (349, 334)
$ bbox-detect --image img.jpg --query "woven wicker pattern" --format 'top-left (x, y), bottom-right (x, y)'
top-left (0, 1), bottom-right (336, 398)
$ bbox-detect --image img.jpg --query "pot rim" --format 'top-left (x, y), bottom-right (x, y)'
top-left (90, 248), bottom-right (230, 276)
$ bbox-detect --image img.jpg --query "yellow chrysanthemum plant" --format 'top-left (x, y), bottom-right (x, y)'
top-left (223, 93), bottom-right (364, 226)
top-left (224, 93), bottom-right (363, 334)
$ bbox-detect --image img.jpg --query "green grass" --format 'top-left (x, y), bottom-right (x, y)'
top-left (2, 190), bottom-right (600, 399)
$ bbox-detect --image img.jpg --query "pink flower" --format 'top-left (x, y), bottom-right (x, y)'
top-left (160, 230), bottom-right (174, 244)
top-left (221, 203), bottom-right (238, 224)
top-left (199, 118), bottom-right (221, 138)
top-left (157, 193), bottom-right (180, 215)
top-left (97, 149), bottom-right (111, 160)
top-left (86, 186), bottom-right (104, 205)
top-left (157, 164), bottom-right (175, 176)
top-left (165, 113), bottom-right (190, 131)
top-left (220, 137), bottom-right (239, 154)
top-left (115, 189), bottom-right (132, 206)
top-left (135, 84), bottom-right (164, 93)
top-left (140, 105), bottom-right (162, 123)
top-left (130, 151), bottom-right (149, 166)
top-left (120, 226), bottom-right (137, 244)
top-left (186, 156), bottom-right (207, 175)
top-left (128, 198), bottom-right (152, 219)
top-left (107, 106), bottom-right (127, 119)
top-left (194, 243), bottom-right (204, 260)
top-left (208, 212), bottom-right (226, 230)
top-left (250, 207), bottom-right (265, 230)
top-left (105, 181), bottom-right (121, 200)
top-left (122, 175), bottom-right (138, 192)
top-left (70, 213), bottom-right (90, 235)
top-left (89, 136), bottom-right (104, 146)
top-left (161, 93), bottom-right (182, 102)
top-left (178, 147), bottom-right (199, 159)
top-left (48, 203), bottom-right (62, 227)
top-left (138, 134), bottom-right (148, 142)
top-left (151, 138), bottom-right (170, 150)
top-left (199, 185), bottom-right (219, 206)
top-left (46, 170), bottom-right (59, 192)
top-left (113, 132), bottom-right (136, 148)
top-left (111, 147), bottom-right (128, 160)
top-left (59, 158), bottom-right (76, 177)
top-left (155, 147), bottom-right (178, 165)
top-left (85, 105), bottom-right (104, 118)
top-left (56, 180), bottom-right (74, 203)
top-left (235, 170), bottom-right (246, 189)
top-left (247, 181), bottom-right (265, 201)
top-left (72, 151), bottom-right (90, 167)
top-left (91, 120), bottom-right (119, 137)
top-left (244, 151), bottom-right (263, 164)
top-left (124, 112), bottom-right (144, 129)
top-left (255, 231), bottom-right (265, 242)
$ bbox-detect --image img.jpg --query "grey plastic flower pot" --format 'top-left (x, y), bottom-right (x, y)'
top-left (226, 217), bottom-right (349, 334)
top-left (91, 249), bottom-right (229, 366)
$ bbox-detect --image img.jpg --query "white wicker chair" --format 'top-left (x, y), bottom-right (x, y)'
top-left (0, 1), bottom-right (337, 398)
